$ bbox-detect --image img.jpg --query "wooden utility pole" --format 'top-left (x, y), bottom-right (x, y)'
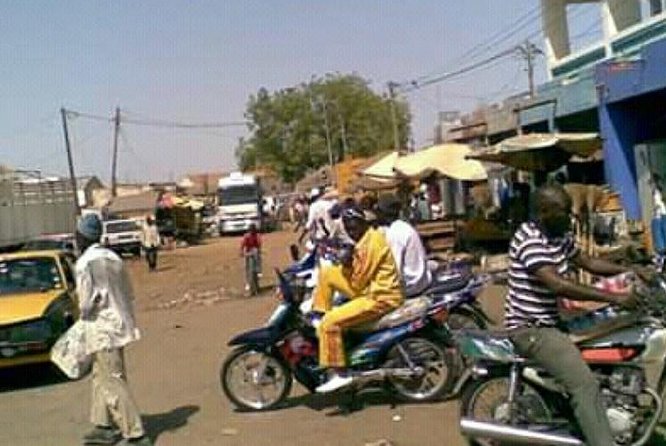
top-left (388, 82), bottom-right (401, 153)
top-left (321, 101), bottom-right (337, 187)
top-left (111, 107), bottom-right (120, 197)
top-left (517, 40), bottom-right (542, 99)
top-left (60, 107), bottom-right (81, 216)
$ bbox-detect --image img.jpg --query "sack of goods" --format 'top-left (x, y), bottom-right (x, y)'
top-left (50, 320), bottom-right (92, 380)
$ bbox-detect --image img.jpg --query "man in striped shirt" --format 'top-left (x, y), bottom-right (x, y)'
top-left (505, 184), bottom-right (637, 446)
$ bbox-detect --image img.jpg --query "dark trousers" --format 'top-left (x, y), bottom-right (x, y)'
top-left (509, 327), bottom-right (614, 446)
top-left (144, 247), bottom-right (158, 271)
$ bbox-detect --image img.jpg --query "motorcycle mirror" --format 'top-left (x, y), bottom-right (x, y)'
top-left (289, 244), bottom-right (300, 262)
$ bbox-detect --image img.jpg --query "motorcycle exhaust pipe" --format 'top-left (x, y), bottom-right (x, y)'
top-left (460, 419), bottom-right (583, 446)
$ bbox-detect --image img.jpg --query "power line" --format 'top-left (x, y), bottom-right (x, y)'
top-left (64, 108), bottom-right (248, 129)
top-left (416, 4), bottom-right (542, 84)
top-left (400, 46), bottom-right (518, 93)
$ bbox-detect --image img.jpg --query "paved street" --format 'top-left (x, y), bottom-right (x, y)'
top-left (0, 230), bottom-right (507, 446)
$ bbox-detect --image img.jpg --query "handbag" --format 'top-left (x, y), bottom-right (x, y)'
top-left (50, 320), bottom-right (92, 379)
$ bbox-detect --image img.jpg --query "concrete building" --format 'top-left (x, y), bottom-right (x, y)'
top-left (451, 1), bottom-right (666, 227)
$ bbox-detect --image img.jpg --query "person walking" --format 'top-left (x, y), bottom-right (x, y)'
top-left (240, 223), bottom-right (262, 294)
top-left (141, 216), bottom-right (160, 272)
top-left (75, 214), bottom-right (151, 446)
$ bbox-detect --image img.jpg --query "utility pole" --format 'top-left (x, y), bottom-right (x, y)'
top-left (60, 107), bottom-right (81, 216)
top-left (517, 40), bottom-right (542, 99)
top-left (388, 82), bottom-right (401, 153)
top-left (320, 100), bottom-right (336, 187)
top-left (111, 107), bottom-right (120, 197)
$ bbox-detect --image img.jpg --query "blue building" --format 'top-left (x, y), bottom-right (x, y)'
top-left (450, 0), bottom-right (666, 226)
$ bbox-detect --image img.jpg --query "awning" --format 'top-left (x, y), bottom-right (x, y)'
top-left (361, 144), bottom-right (487, 181)
top-left (466, 133), bottom-right (602, 172)
top-left (393, 144), bottom-right (488, 181)
top-left (361, 152), bottom-right (400, 178)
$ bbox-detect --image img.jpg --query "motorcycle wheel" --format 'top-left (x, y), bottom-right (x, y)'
top-left (384, 336), bottom-right (454, 402)
top-left (459, 376), bottom-right (552, 446)
top-left (447, 308), bottom-right (487, 331)
top-left (221, 347), bottom-right (293, 411)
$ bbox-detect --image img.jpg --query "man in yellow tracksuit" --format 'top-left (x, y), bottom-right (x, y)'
top-left (312, 203), bottom-right (404, 393)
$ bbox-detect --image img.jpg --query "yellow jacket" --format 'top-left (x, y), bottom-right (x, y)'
top-left (347, 228), bottom-right (404, 307)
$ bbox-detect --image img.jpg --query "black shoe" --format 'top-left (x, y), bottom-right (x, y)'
top-left (83, 426), bottom-right (121, 445)
top-left (118, 436), bottom-right (153, 446)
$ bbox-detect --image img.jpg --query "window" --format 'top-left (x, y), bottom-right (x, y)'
top-left (105, 221), bottom-right (139, 234)
top-left (60, 255), bottom-right (76, 286)
top-left (0, 258), bottom-right (62, 295)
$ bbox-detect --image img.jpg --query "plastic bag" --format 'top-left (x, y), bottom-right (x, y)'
top-left (50, 320), bottom-right (92, 379)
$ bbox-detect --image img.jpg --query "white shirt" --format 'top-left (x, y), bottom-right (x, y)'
top-left (382, 219), bottom-right (431, 296)
top-left (75, 244), bottom-right (141, 354)
top-left (142, 223), bottom-right (160, 248)
top-left (306, 198), bottom-right (336, 239)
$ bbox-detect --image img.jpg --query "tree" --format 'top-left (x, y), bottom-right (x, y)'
top-left (236, 73), bottom-right (410, 184)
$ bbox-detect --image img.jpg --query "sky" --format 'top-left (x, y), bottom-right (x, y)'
top-left (0, 1), bottom-right (604, 183)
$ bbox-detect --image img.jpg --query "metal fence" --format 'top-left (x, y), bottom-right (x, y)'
top-left (0, 174), bottom-right (76, 246)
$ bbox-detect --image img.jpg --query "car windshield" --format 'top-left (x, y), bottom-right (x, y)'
top-left (105, 221), bottom-right (139, 233)
top-left (23, 240), bottom-right (69, 251)
top-left (219, 185), bottom-right (259, 206)
top-left (0, 258), bottom-right (62, 295)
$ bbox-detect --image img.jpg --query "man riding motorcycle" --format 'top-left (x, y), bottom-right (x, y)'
top-left (505, 184), bottom-right (643, 446)
top-left (375, 193), bottom-right (432, 297)
top-left (311, 203), bottom-right (404, 393)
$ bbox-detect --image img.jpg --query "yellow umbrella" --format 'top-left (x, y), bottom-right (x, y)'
top-left (361, 152), bottom-right (400, 178)
top-left (393, 144), bottom-right (488, 181)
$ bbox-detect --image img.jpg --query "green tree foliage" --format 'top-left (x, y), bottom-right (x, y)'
top-left (236, 73), bottom-right (410, 184)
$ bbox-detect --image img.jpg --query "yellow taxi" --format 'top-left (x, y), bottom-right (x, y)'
top-left (0, 250), bottom-right (79, 368)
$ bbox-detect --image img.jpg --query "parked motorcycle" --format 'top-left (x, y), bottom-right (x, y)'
top-left (457, 277), bottom-right (666, 446)
top-left (220, 267), bottom-right (456, 411)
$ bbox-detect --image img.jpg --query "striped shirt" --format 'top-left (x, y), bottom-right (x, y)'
top-left (505, 222), bottom-right (578, 329)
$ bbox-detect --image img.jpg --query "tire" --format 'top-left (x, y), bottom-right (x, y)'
top-left (448, 307), bottom-right (488, 331)
top-left (459, 376), bottom-right (552, 446)
top-left (384, 336), bottom-right (455, 402)
top-left (221, 347), bottom-right (292, 411)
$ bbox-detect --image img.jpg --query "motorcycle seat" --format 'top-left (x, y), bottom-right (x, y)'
top-left (348, 297), bottom-right (431, 333)
top-left (427, 271), bottom-right (473, 295)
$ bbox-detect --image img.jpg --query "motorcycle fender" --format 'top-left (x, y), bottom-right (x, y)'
top-left (228, 327), bottom-right (280, 347)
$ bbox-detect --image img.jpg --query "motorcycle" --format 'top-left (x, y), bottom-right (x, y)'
top-left (456, 277), bottom-right (666, 446)
top-left (287, 241), bottom-right (494, 331)
top-left (220, 266), bottom-right (456, 411)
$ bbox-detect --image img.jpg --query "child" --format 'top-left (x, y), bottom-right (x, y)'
top-left (240, 224), bottom-right (262, 292)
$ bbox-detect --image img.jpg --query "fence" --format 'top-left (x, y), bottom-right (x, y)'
top-left (0, 174), bottom-right (76, 247)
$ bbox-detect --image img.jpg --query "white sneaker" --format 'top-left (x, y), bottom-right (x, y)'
top-left (316, 373), bottom-right (353, 393)
top-left (244, 284), bottom-right (250, 292)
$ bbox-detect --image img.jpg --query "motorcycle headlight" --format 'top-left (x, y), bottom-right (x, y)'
top-left (9, 320), bottom-right (52, 343)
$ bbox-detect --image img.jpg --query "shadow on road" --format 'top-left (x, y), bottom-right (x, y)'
top-left (0, 364), bottom-right (71, 393)
top-left (143, 405), bottom-right (200, 443)
top-left (234, 388), bottom-right (437, 417)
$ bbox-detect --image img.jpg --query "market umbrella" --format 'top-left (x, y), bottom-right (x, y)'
top-left (361, 151), bottom-right (400, 178)
top-left (466, 133), bottom-right (602, 172)
top-left (393, 144), bottom-right (488, 181)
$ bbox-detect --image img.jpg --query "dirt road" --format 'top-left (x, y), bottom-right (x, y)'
top-left (0, 230), bottom-right (505, 446)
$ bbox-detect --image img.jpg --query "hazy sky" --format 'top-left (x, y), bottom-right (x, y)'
top-left (0, 1), bottom-right (603, 183)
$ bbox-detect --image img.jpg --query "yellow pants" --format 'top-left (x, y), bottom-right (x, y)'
top-left (313, 266), bottom-right (396, 368)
